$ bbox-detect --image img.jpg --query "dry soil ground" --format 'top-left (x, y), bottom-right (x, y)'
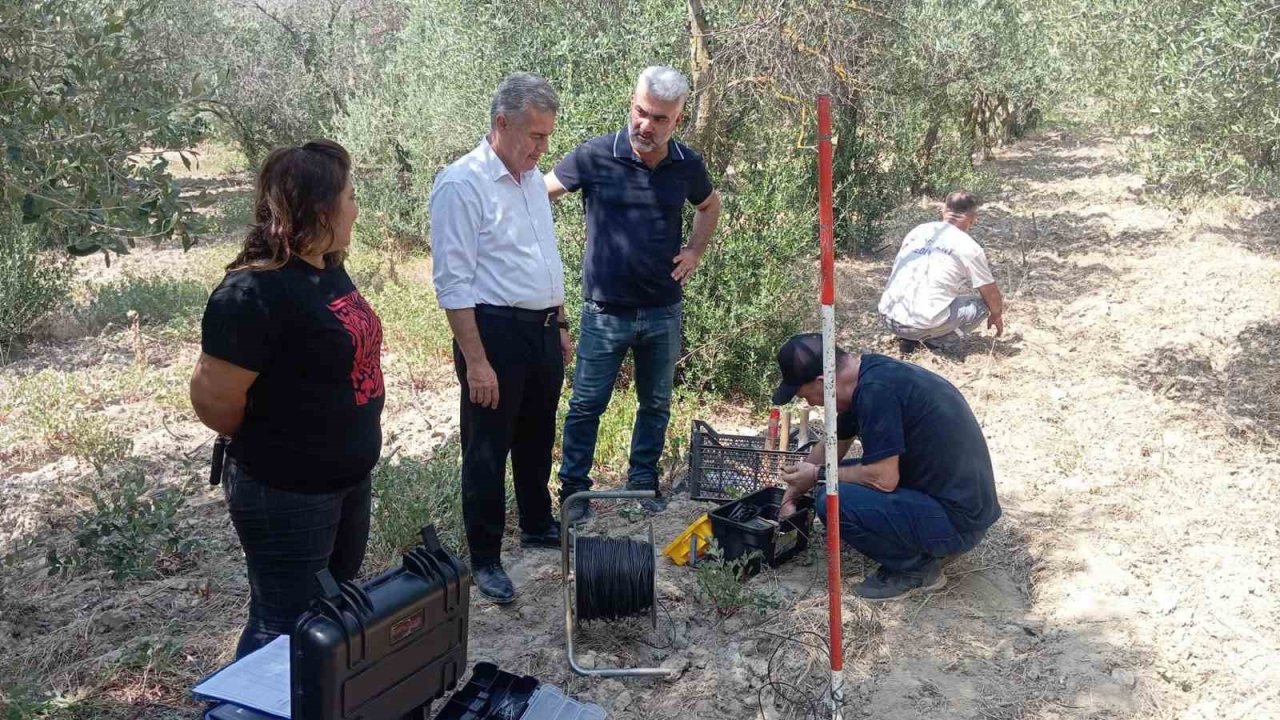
top-left (1, 127), bottom-right (1277, 719)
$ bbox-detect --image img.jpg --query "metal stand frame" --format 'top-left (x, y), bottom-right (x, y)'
top-left (560, 489), bottom-right (675, 678)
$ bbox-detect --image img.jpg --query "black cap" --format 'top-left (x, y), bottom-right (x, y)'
top-left (771, 333), bottom-right (825, 405)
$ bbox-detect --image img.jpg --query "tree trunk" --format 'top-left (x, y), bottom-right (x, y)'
top-left (687, 0), bottom-right (716, 154)
top-left (912, 120), bottom-right (941, 196)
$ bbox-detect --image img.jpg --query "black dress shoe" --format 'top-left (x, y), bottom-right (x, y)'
top-left (639, 494), bottom-right (669, 514)
top-left (627, 485), bottom-right (668, 514)
top-left (562, 498), bottom-right (592, 525)
top-left (472, 562), bottom-right (515, 604)
top-left (519, 520), bottom-right (561, 549)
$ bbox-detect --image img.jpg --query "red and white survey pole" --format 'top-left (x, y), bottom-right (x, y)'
top-left (817, 94), bottom-right (845, 719)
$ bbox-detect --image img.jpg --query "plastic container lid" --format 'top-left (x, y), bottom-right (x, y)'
top-left (521, 684), bottom-right (607, 720)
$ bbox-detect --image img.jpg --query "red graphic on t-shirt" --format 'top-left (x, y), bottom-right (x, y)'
top-left (328, 290), bottom-right (385, 406)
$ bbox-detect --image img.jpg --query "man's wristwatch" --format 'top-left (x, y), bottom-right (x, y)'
top-left (557, 319), bottom-right (569, 330)
top-left (814, 463), bottom-right (826, 485)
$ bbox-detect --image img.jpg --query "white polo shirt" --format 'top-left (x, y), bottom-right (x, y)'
top-left (430, 138), bottom-right (565, 311)
top-left (878, 221), bottom-right (995, 329)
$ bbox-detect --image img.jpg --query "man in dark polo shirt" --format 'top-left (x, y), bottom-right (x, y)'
top-left (546, 65), bottom-right (722, 522)
top-left (772, 334), bottom-right (1001, 602)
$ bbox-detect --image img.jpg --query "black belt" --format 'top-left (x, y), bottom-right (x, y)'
top-left (475, 304), bottom-right (560, 326)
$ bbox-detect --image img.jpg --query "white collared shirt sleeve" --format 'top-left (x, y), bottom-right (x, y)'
top-left (430, 179), bottom-right (483, 310)
top-left (429, 140), bottom-right (565, 311)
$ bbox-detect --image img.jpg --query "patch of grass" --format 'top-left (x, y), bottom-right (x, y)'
top-left (1, 658), bottom-right (195, 720)
top-left (360, 267), bottom-right (453, 391)
top-left (80, 276), bottom-right (209, 340)
top-left (2, 365), bottom-right (190, 465)
top-left (203, 191), bottom-right (254, 238)
top-left (189, 142), bottom-right (248, 177)
top-left (114, 637), bottom-right (186, 674)
top-left (368, 440), bottom-right (491, 566)
top-left (558, 387), bottom-right (703, 487)
top-left (0, 686), bottom-right (85, 720)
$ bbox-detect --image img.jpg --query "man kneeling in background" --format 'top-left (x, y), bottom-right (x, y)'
top-left (772, 334), bottom-right (1001, 602)
top-left (878, 190), bottom-right (1005, 353)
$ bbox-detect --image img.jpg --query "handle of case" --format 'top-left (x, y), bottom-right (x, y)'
top-left (315, 568), bottom-right (342, 602)
top-left (419, 524), bottom-right (442, 553)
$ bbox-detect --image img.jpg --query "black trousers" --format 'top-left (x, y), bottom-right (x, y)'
top-left (223, 456), bottom-right (371, 659)
top-left (454, 307), bottom-right (564, 566)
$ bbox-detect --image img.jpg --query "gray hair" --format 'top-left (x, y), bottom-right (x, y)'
top-left (636, 66), bottom-right (690, 103)
top-left (490, 72), bottom-right (560, 127)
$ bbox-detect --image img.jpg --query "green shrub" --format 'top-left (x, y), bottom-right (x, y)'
top-left (47, 464), bottom-right (199, 582)
top-left (694, 541), bottom-right (780, 617)
top-left (0, 215), bottom-right (73, 356)
top-left (676, 152), bottom-right (813, 401)
top-left (1054, 0), bottom-right (1280, 194)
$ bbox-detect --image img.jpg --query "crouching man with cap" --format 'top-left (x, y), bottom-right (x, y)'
top-left (772, 333), bottom-right (1001, 601)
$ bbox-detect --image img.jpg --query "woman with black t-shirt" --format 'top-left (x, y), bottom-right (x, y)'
top-left (190, 140), bottom-right (385, 658)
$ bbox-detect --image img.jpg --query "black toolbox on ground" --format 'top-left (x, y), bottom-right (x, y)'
top-left (291, 525), bottom-right (471, 720)
top-left (431, 662), bottom-right (606, 720)
top-left (709, 487), bottom-right (815, 575)
top-left (431, 662), bottom-right (537, 720)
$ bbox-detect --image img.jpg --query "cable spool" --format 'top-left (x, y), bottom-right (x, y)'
top-left (561, 489), bottom-right (672, 677)
top-left (573, 535), bottom-right (655, 623)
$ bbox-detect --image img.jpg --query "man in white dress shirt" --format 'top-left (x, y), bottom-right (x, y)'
top-left (430, 72), bottom-right (571, 603)
top-left (878, 190), bottom-right (1005, 354)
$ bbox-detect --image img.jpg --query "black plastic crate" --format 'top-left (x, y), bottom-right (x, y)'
top-left (688, 420), bottom-right (815, 501)
top-left (431, 662), bottom-right (538, 720)
top-left (708, 487), bottom-right (815, 576)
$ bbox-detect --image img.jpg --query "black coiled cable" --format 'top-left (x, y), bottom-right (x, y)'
top-left (574, 536), bottom-right (655, 623)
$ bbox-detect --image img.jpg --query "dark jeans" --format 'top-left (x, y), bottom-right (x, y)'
top-left (455, 308), bottom-right (563, 566)
top-left (223, 456), bottom-right (371, 659)
top-left (819, 482), bottom-right (987, 576)
top-left (559, 300), bottom-right (681, 496)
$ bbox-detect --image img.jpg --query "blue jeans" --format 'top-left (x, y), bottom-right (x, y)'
top-left (223, 457), bottom-right (371, 658)
top-left (559, 300), bottom-right (682, 496)
top-left (819, 482), bottom-right (986, 576)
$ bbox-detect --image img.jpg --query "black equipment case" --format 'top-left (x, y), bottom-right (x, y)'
top-left (291, 525), bottom-right (471, 720)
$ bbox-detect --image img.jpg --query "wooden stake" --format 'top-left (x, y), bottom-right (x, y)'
top-left (779, 408), bottom-right (791, 452)
top-left (799, 407), bottom-right (811, 446)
